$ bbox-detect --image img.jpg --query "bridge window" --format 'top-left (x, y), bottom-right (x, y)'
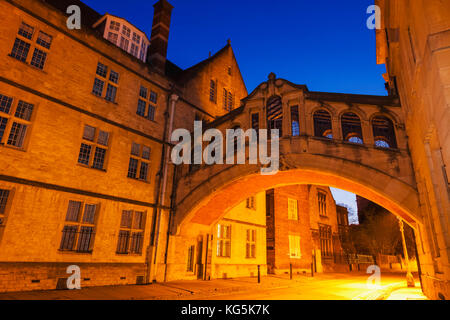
top-left (267, 96), bottom-right (282, 136)
top-left (342, 112), bottom-right (363, 144)
top-left (290, 105), bottom-right (300, 136)
top-left (313, 110), bottom-right (332, 138)
top-left (372, 116), bottom-right (397, 148)
top-left (217, 224), bottom-right (231, 257)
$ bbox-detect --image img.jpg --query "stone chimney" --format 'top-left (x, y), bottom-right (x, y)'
top-left (149, 0), bottom-right (173, 72)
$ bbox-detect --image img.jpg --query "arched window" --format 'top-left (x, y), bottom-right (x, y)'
top-left (267, 96), bottom-right (283, 136)
top-left (313, 110), bottom-right (332, 138)
top-left (372, 116), bottom-right (397, 148)
top-left (342, 112), bottom-right (363, 144)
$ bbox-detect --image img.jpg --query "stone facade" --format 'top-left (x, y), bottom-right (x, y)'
top-left (376, 0), bottom-right (450, 300)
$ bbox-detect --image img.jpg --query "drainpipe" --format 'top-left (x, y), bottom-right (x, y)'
top-left (150, 93), bottom-right (179, 282)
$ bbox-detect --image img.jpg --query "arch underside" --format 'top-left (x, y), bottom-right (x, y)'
top-left (174, 153), bottom-right (421, 234)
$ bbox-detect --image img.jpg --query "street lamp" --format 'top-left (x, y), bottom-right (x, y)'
top-left (398, 218), bottom-right (415, 287)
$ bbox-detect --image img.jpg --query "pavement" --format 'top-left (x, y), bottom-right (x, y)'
top-left (0, 272), bottom-right (429, 300)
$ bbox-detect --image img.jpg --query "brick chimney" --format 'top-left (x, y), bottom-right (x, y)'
top-left (149, 0), bottom-right (173, 72)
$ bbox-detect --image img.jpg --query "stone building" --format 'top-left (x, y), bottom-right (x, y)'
top-left (0, 0), bottom-right (247, 292)
top-left (266, 186), bottom-right (346, 275)
top-left (376, 0), bottom-right (450, 300)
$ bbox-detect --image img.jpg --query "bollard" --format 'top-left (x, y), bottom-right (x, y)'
top-left (311, 262), bottom-right (314, 277)
top-left (257, 265), bottom-right (261, 284)
top-left (290, 263), bottom-right (293, 280)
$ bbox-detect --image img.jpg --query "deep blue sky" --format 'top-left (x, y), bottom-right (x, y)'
top-left (83, 0), bottom-right (386, 96)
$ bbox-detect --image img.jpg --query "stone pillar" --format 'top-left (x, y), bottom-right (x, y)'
top-left (362, 120), bottom-right (374, 146)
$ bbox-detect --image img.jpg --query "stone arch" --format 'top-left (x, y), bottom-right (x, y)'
top-left (338, 105), bottom-right (369, 122)
top-left (173, 152), bottom-right (421, 235)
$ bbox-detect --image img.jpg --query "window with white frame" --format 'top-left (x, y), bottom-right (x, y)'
top-left (217, 224), bottom-right (231, 257)
top-left (116, 210), bottom-right (146, 254)
top-left (10, 22), bottom-right (53, 70)
top-left (110, 20), bottom-right (120, 31)
top-left (288, 235), bottom-right (301, 259)
top-left (78, 125), bottom-right (110, 170)
top-left (136, 86), bottom-right (157, 121)
top-left (127, 142), bottom-right (151, 181)
top-left (246, 229), bottom-right (256, 258)
top-left (59, 201), bottom-right (99, 253)
top-left (288, 198), bottom-right (298, 220)
top-left (92, 62), bottom-right (119, 102)
top-left (0, 93), bottom-right (34, 149)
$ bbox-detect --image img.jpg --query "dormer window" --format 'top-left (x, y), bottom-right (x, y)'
top-left (122, 25), bottom-right (131, 38)
top-left (110, 21), bottom-right (120, 31)
top-left (132, 32), bottom-right (141, 44)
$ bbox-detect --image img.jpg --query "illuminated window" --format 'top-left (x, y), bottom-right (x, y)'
top-left (288, 235), bottom-right (301, 258)
top-left (59, 201), bottom-right (98, 253)
top-left (246, 229), bottom-right (256, 259)
top-left (217, 224), bottom-right (231, 257)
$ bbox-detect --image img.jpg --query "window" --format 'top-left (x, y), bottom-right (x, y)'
top-left (319, 224), bottom-right (332, 258)
top-left (342, 112), bottom-right (363, 144)
top-left (107, 32), bottom-right (118, 44)
top-left (110, 20), bottom-right (120, 31)
top-left (0, 93), bottom-right (34, 149)
top-left (246, 196), bottom-right (256, 210)
top-left (127, 143), bottom-right (151, 181)
top-left (223, 89), bottom-right (233, 111)
top-left (122, 25), bottom-right (131, 38)
top-left (0, 189), bottom-right (11, 227)
top-left (288, 235), bottom-right (301, 258)
top-left (92, 62), bottom-right (119, 102)
top-left (10, 23), bottom-right (52, 70)
top-left (372, 116), bottom-right (397, 148)
top-left (290, 105), bottom-right (300, 136)
top-left (216, 224), bottom-right (231, 257)
top-left (137, 86), bottom-right (157, 121)
top-left (78, 125), bottom-right (110, 170)
top-left (187, 245), bottom-right (195, 272)
top-left (130, 43), bottom-right (139, 57)
top-left (209, 80), bottom-right (216, 103)
top-left (267, 96), bottom-right (283, 136)
top-left (246, 229), bottom-right (256, 258)
top-left (119, 37), bottom-right (129, 51)
top-left (132, 32), bottom-right (141, 44)
top-left (313, 110), bottom-right (332, 138)
top-left (59, 201), bottom-right (98, 253)
top-left (318, 192), bottom-right (327, 216)
top-left (116, 210), bottom-right (146, 254)
top-left (288, 198), bottom-right (298, 220)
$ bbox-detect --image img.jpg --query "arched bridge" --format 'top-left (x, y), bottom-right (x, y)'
top-left (171, 74), bottom-right (420, 234)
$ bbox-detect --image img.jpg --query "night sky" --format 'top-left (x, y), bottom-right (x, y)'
top-left (82, 0), bottom-right (375, 221)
